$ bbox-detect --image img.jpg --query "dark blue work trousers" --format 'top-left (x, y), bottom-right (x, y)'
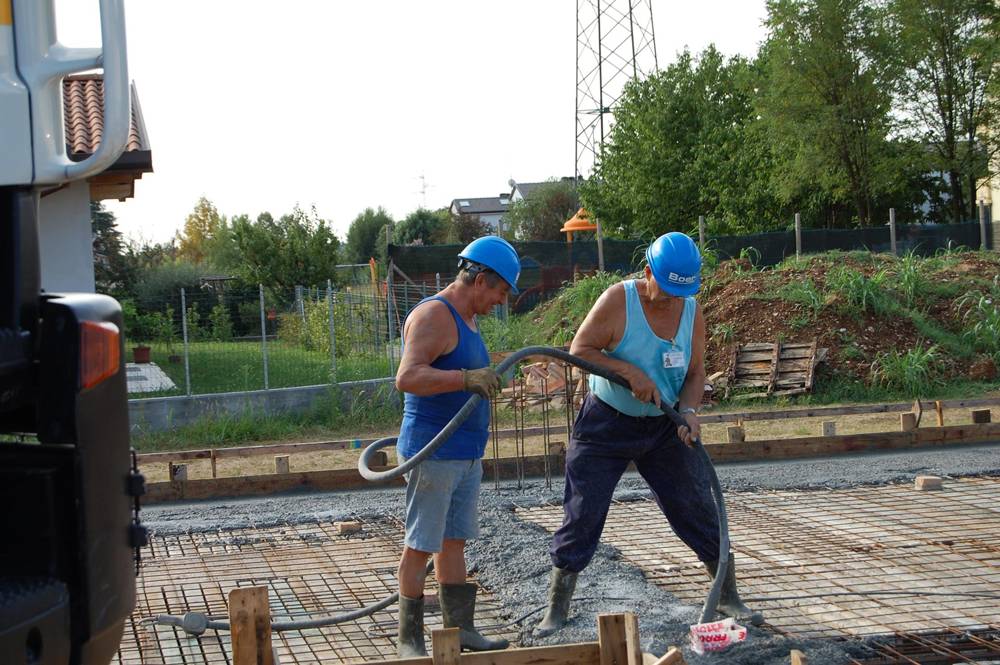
top-left (550, 393), bottom-right (721, 573)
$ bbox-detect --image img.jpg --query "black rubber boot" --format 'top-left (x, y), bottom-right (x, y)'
top-left (705, 554), bottom-right (764, 626)
top-left (397, 594), bottom-right (427, 658)
top-left (533, 567), bottom-right (578, 638)
top-left (439, 583), bottom-right (509, 651)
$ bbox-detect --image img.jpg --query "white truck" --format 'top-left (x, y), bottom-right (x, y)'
top-left (1, 2), bottom-right (146, 663)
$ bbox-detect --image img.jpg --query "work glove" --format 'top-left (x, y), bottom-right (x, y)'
top-left (462, 367), bottom-right (501, 398)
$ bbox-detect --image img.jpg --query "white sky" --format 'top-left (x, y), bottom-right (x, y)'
top-left (54, 1), bottom-right (768, 244)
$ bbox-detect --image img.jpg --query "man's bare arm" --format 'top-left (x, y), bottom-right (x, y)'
top-left (395, 301), bottom-right (463, 396)
top-left (569, 283), bottom-right (661, 406)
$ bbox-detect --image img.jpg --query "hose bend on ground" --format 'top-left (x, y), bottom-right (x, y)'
top-left (357, 345), bottom-right (731, 625)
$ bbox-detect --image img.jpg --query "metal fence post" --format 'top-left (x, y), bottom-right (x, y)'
top-left (180, 288), bottom-right (191, 396)
top-left (327, 279), bottom-right (336, 383)
top-left (435, 272), bottom-right (441, 292)
top-left (386, 264), bottom-right (395, 374)
top-left (295, 285), bottom-right (305, 322)
top-left (794, 212), bottom-right (802, 259)
top-left (889, 208), bottom-right (897, 256)
top-left (596, 218), bottom-right (605, 272)
top-left (259, 284), bottom-right (269, 390)
top-left (698, 215), bottom-right (706, 250)
top-left (979, 200), bottom-right (988, 251)
top-left (403, 281), bottom-right (409, 321)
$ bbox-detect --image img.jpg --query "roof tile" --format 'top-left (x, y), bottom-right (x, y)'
top-left (62, 74), bottom-right (146, 157)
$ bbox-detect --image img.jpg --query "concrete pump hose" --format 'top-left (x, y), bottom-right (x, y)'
top-left (356, 345), bottom-right (730, 624)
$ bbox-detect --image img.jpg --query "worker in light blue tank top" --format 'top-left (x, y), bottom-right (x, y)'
top-left (392, 236), bottom-right (520, 658)
top-left (534, 232), bottom-right (763, 639)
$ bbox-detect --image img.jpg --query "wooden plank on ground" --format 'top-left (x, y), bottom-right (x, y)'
top-left (229, 586), bottom-right (273, 665)
top-left (145, 449), bottom-right (569, 503)
top-left (704, 422), bottom-right (1000, 463)
top-left (624, 612), bottom-right (642, 665)
top-left (432, 628), bottom-right (461, 665)
top-left (598, 613), bottom-right (628, 665)
top-left (366, 643), bottom-right (602, 665)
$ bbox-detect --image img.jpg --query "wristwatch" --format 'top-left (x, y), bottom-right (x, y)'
top-left (679, 407), bottom-right (698, 416)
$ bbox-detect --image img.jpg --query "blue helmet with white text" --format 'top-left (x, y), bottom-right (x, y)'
top-left (457, 236), bottom-right (521, 294)
top-left (645, 232), bottom-right (701, 296)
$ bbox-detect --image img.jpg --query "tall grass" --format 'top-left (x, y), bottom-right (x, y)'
top-left (826, 266), bottom-right (889, 313)
top-left (779, 279), bottom-right (825, 321)
top-left (957, 276), bottom-right (1000, 362)
top-left (869, 344), bottom-right (942, 396)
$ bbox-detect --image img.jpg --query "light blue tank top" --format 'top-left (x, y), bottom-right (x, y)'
top-left (589, 280), bottom-right (696, 417)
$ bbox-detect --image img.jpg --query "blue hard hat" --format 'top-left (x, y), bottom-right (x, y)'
top-left (646, 232), bottom-right (701, 296)
top-left (457, 236), bottom-right (521, 294)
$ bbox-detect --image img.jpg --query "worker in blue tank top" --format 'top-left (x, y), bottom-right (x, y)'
top-left (393, 236), bottom-right (520, 658)
top-left (534, 232), bottom-right (764, 638)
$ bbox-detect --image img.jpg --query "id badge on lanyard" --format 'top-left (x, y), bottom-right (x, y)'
top-left (662, 350), bottom-right (685, 369)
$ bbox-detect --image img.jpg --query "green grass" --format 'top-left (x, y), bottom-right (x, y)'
top-left (129, 340), bottom-right (391, 398)
top-left (132, 384), bottom-right (402, 451)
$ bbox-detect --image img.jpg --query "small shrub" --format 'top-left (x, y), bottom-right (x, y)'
top-left (869, 344), bottom-right (941, 396)
top-left (209, 302), bottom-right (233, 342)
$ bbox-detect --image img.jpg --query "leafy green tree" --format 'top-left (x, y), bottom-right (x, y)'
top-left (505, 179), bottom-right (580, 241)
top-left (395, 207), bottom-right (449, 245)
top-left (345, 207), bottom-right (394, 263)
top-left (582, 47), bottom-right (785, 237)
top-left (447, 213), bottom-right (490, 244)
top-left (90, 201), bottom-right (136, 297)
top-left (231, 205), bottom-right (341, 292)
top-left (177, 197), bottom-right (226, 264)
top-left (762, 0), bottom-right (900, 226)
top-left (893, 0), bottom-right (1000, 223)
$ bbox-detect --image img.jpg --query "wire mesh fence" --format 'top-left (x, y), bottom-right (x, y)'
top-left (124, 273), bottom-right (514, 398)
top-left (124, 282), bottom-right (395, 398)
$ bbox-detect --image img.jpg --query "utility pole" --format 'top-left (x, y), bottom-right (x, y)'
top-left (575, 0), bottom-right (657, 181)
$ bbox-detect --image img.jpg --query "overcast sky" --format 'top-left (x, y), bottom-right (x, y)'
top-left (54, 1), bottom-right (768, 244)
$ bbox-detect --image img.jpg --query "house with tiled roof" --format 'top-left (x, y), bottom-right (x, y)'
top-left (449, 194), bottom-right (510, 233)
top-left (37, 74), bottom-right (152, 293)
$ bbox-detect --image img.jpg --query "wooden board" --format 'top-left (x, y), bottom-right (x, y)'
top-left (143, 424), bottom-right (1000, 503)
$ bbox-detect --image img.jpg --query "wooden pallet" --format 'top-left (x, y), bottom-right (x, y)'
top-left (724, 340), bottom-right (826, 399)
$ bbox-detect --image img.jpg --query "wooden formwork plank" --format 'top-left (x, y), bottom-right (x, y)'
top-left (432, 628), bottom-right (461, 665)
top-left (598, 613), bottom-right (629, 665)
top-left (143, 424), bottom-right (1000, 502)
top-left (624, 612), bottom-right (642, 665)
top-left (229, 586), bottom-right (273, 665)
top-left (371, 643), bottom-right (602, 665)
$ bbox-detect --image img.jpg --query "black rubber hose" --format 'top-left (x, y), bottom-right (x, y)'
top-left (357, 345), bottom-right (730, 625)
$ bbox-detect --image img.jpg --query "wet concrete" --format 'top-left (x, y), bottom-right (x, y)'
top-left (141, 442), bottom-right (1000, 665)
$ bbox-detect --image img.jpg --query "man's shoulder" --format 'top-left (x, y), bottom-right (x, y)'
top-left (409, 298), bottom-right (455, 327)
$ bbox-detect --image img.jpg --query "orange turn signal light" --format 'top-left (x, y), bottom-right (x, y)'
top-left (80, 321), bottom-right (121, 390)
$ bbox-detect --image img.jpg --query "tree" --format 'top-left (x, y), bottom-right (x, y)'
top-left (177, 197), bottom-right (226, 264)
top-left (762, 0), bottom-right (900, 226)
top-left (345, 207), bottom-right (394, 263)
top-left (447, 213), bottom-right (490, 244)
top-left (395, 207), bottom-right (449, 245)
top-left (505, 179), bottom-right (580, 241)
top-left (90, 201), bottom-right (135, 296)
top-left (893, 0), bottom-right (1000, 223)
top-left (231, 206), bottom-right (341, 292)
top-left (581, 47), bottom-right (785, 237)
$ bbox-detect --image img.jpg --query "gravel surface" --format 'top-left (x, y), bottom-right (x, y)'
top-left (141, 442), bottom-right (1000, 664)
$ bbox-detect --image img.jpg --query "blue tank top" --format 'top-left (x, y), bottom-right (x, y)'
top-left (589, 280), bottom-right (696, 417)
top-left (397, 296), bottom-right (491, 460)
